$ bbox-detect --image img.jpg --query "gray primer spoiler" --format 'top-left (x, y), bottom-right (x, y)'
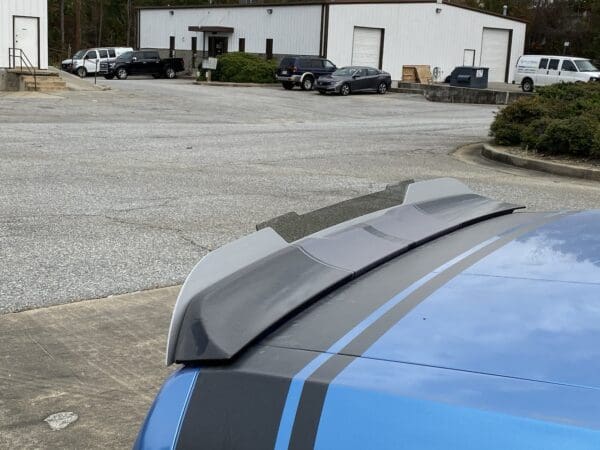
top-left (166, 178), bottom-right (523, 365)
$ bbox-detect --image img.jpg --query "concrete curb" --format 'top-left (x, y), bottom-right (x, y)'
top-left (482, 143), bottom-right (600, 182)
top-left (194, 80), bottom-right (279, 88)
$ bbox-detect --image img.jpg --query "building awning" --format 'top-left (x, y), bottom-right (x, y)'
top-left (188, 26), bottom-right (234, 33)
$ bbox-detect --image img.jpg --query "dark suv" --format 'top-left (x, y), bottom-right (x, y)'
top-left (276, 56), bottom-right (337, 90)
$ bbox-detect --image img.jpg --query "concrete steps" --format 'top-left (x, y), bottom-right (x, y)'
top-left (20, 74), bottom-right (67, 92)
top-left (2, 70), bottom-right (68, 92)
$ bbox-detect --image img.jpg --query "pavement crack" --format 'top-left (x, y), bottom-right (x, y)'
top-left (109, 200), bottom-right (173, 213)
top-left (103, 214), bottom-right (212, 253)
top-left (26, 332), bottom-right (55, 361)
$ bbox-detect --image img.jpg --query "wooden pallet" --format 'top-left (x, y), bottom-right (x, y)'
top-left (402, 65), bottom-right (433, 84)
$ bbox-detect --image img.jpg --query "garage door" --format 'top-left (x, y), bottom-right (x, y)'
top-left (480, 28), bottom-right (510, 82)
top-left (352, 27), bottom-right (382, 68)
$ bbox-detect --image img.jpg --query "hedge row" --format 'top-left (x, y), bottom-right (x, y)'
top-left (490, 83), bottom-right (600, 158)
top-left (210, 52), bottom-right (277, 84)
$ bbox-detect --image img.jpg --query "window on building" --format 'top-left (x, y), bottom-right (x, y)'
top-left (239, 38), bottom-right (246, 52)
top-left (538, 58), bottom-right (548, 69)
top-left (192, 37), bottom-right (197, 53)
top-left (266, 39), bottom-right (273, 60)
top-left (548, 59), bottom-right (560, 70)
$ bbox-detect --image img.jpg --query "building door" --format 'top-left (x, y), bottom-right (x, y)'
top-left (352, 27), bottom-right (382, 69)
top-left (208, 37), bottom-right (228, 57)
top-left (13, 16), bottom-right (39, 68)
top-left (480, 28), bottom-right (510, 82)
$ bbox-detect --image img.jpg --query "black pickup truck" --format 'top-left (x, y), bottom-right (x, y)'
top-left (105, 50), bottom-right (185, 80)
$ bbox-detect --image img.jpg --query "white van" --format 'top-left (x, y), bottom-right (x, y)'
top-left (514, 55), bottom-right (599, 92)
top-left (61, 47), bottom-right (133, 77)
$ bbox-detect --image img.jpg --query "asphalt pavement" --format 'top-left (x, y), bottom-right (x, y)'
top-left (1, 77), bottom-right (600, 314)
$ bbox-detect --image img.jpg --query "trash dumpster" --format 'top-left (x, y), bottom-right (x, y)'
top-left (449, 66), bottom-right (489, 89)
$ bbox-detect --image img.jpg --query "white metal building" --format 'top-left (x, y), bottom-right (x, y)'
top-left (138, 1), bottom-right (526, 83)
top-left (0, 0), bottom-right (48, 70)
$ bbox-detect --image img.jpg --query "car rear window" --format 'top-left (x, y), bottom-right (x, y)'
top-left (108, 49), bottom-right (116, 57)
top-left (99, 49), bottom-right (108, 58)
top-left (280, 57), bottom-right (295, 68)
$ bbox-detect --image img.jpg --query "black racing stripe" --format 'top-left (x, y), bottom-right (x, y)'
top-left (288, 357), bottom-right (351, 450)
top-left (175, 346), bottom-right (317, 450)
top-left (287, 213), bottom-right (566, 450)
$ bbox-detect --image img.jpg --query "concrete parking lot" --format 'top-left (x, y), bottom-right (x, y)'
top-left (2, 77), bottom-right (600, 449)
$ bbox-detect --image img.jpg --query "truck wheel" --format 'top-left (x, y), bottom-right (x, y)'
top-left (522, 78), bottom-right (534, 92)
top-left (165, 67), bottom-right (176, 79)
top-left (282, 82), bottom-right (294, 90)
top-left (116, 68), bottom-right (128, 80)
top-left (301, 76), bottom-right (314, 91)
top-left (77, 67), bottom-right (87, 78)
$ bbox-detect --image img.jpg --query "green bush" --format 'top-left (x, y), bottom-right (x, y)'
top-left (211, 52), bottom-right (277, 83)
top-left (490, 82), bottom-right (600, 158)
top-left (489, 97), bottom-right (545, 145)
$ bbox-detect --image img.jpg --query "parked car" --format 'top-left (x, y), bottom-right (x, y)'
top-left (276, 56), bottom-right (337, 90)
top-left (514, 55), bottom-right (600, 92)
top-left (61, 47), bottom-right (133, 78)
top-left (133, 177), bottom-right (600, 449)
top-left (106, 50), bottom-right (185, 80)
top-left (316, 66), bottom-right (392, 95)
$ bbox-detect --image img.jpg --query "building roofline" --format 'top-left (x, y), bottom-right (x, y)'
top-left (443, 1), bottom-right (528, 24)
top-left (137, 0), bottom-right (527, 24)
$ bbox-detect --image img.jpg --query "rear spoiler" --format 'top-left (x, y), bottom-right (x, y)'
top-left (166, 178), bottom-right (523, 365)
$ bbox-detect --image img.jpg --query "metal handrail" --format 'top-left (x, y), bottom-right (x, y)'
top-left (8, 47), bottom-right (37, 91)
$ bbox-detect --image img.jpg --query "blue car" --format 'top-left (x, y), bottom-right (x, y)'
top-left (134, 178), bottom-right (600, 450)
